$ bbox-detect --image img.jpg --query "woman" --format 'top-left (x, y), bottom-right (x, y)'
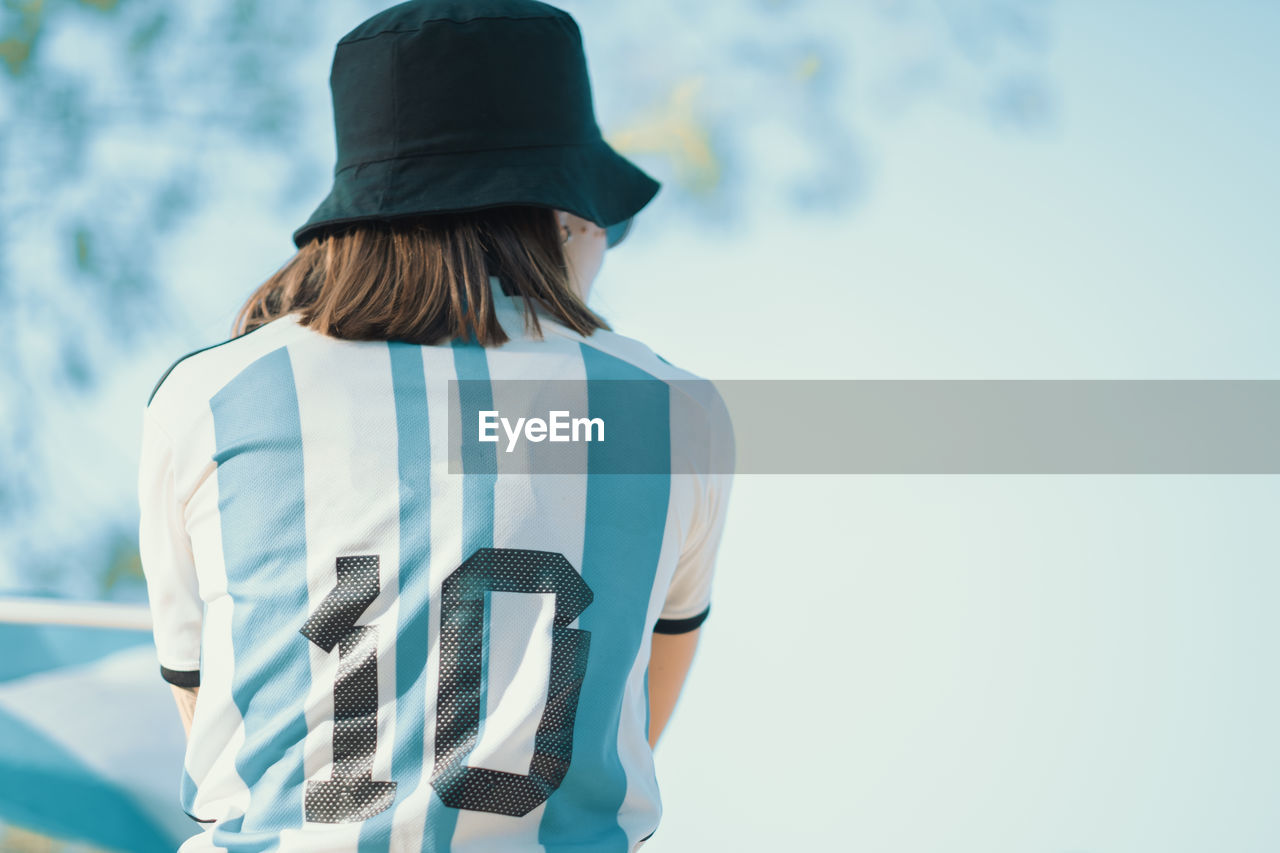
top-left (139, 2), bottom-right (733, 851)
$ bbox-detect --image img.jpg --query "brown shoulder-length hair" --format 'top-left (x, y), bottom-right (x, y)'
top-left (234, 206), bottom-right (608, 346)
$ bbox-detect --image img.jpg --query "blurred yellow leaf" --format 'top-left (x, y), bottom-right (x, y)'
top-left (0, 0), bottom-right (43, 76)
top-left (0, 37), bottom-right (31, 75)
top-left (796, 53), bottom-right (821, 81)
top-left (607, 77), bottom-right (721, 195)
top-left (101, 537), bottom-right (143, 595)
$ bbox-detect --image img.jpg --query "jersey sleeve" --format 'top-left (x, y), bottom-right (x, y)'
top-left (138, 407), bottom-right (204, 687)
top-left (655, 385), bottom-right (735, 634)
top-left (655, 470), bottom-right (733, 633)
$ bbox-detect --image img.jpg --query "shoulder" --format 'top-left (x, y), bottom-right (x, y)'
top-left (146, 315), bottom-right (311, 420)
top-left (541, 321), bottom-right (701, 383)
top-left (547, 323), bottom-right (734, 450)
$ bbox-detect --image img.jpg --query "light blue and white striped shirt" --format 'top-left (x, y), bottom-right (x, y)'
top-left (138, 279), bottom-right (733, 852)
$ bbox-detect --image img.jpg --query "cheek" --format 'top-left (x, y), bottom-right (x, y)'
top-left (568, 232), bottom-right (607, 280)
top-left (585, 237), bottom-right (607, 275)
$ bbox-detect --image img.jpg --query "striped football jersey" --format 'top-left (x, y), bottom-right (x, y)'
top-left (138, 277), bottom-right (733, 852)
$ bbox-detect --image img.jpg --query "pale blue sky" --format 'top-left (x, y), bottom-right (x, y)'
top-left (599, 4), bottom-right (1280, 383)
top-left (604, 5), bottom-right (1280, 851)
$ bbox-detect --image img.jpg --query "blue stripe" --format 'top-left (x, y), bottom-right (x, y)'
top-left (452, 340), bottom-right (498, 564)
top-left (358, 343), bottom-right (433, 851)
top-left (539, 343), bottom-right (671, 851)
top-left (416, 339), bottom-right (498, 849)
top-left (209, 347), bottom-right (311, 853)
top-left (180, 768), bottom-right (199, 818)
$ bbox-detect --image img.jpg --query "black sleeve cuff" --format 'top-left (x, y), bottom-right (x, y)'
top-left (654, 606), bottom-right (710, 635)
top-left (161, 666), bottom-right (201, 688)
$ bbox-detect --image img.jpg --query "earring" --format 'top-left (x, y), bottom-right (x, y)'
top-left (561, 223), bottom-right (573, 245)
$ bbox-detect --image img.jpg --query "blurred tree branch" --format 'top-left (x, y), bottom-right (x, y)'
top-left (0, 0), bottom-right (323, 558)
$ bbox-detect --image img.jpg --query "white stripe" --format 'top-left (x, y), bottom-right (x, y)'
top-left (470, 590), bottom-right (556, 774)
top-left (189, 596), bottom-right (248, 824)
top-left (185, 399), bottom-right (250, 827)
top-left (278, 338), bottom-right (402, 852)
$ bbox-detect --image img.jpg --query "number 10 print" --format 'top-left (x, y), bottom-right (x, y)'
top-left (301, 548), bottom-right (594, 823)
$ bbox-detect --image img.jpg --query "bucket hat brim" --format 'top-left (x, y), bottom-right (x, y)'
top-left (292, 138), bottom-right (659, 248)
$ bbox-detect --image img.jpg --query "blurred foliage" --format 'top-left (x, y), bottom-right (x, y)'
top-left (0, 0), bottom-right (326, 563)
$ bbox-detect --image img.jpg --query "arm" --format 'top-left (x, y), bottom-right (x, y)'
top-left (647, 627), bottom-right (701, 749)
top-left (139, 409), bottom-right (206, 738)
top-left (648, 385), bottom-right (734, 748)
top-left (171, 685), bottom-right (200, 739)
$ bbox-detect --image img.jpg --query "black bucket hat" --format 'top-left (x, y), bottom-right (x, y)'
top-left (292, 0), bottom-right (661, 249)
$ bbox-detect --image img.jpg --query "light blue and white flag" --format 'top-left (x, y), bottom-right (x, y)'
top-left (0, 598), bottom-right (196, 853)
